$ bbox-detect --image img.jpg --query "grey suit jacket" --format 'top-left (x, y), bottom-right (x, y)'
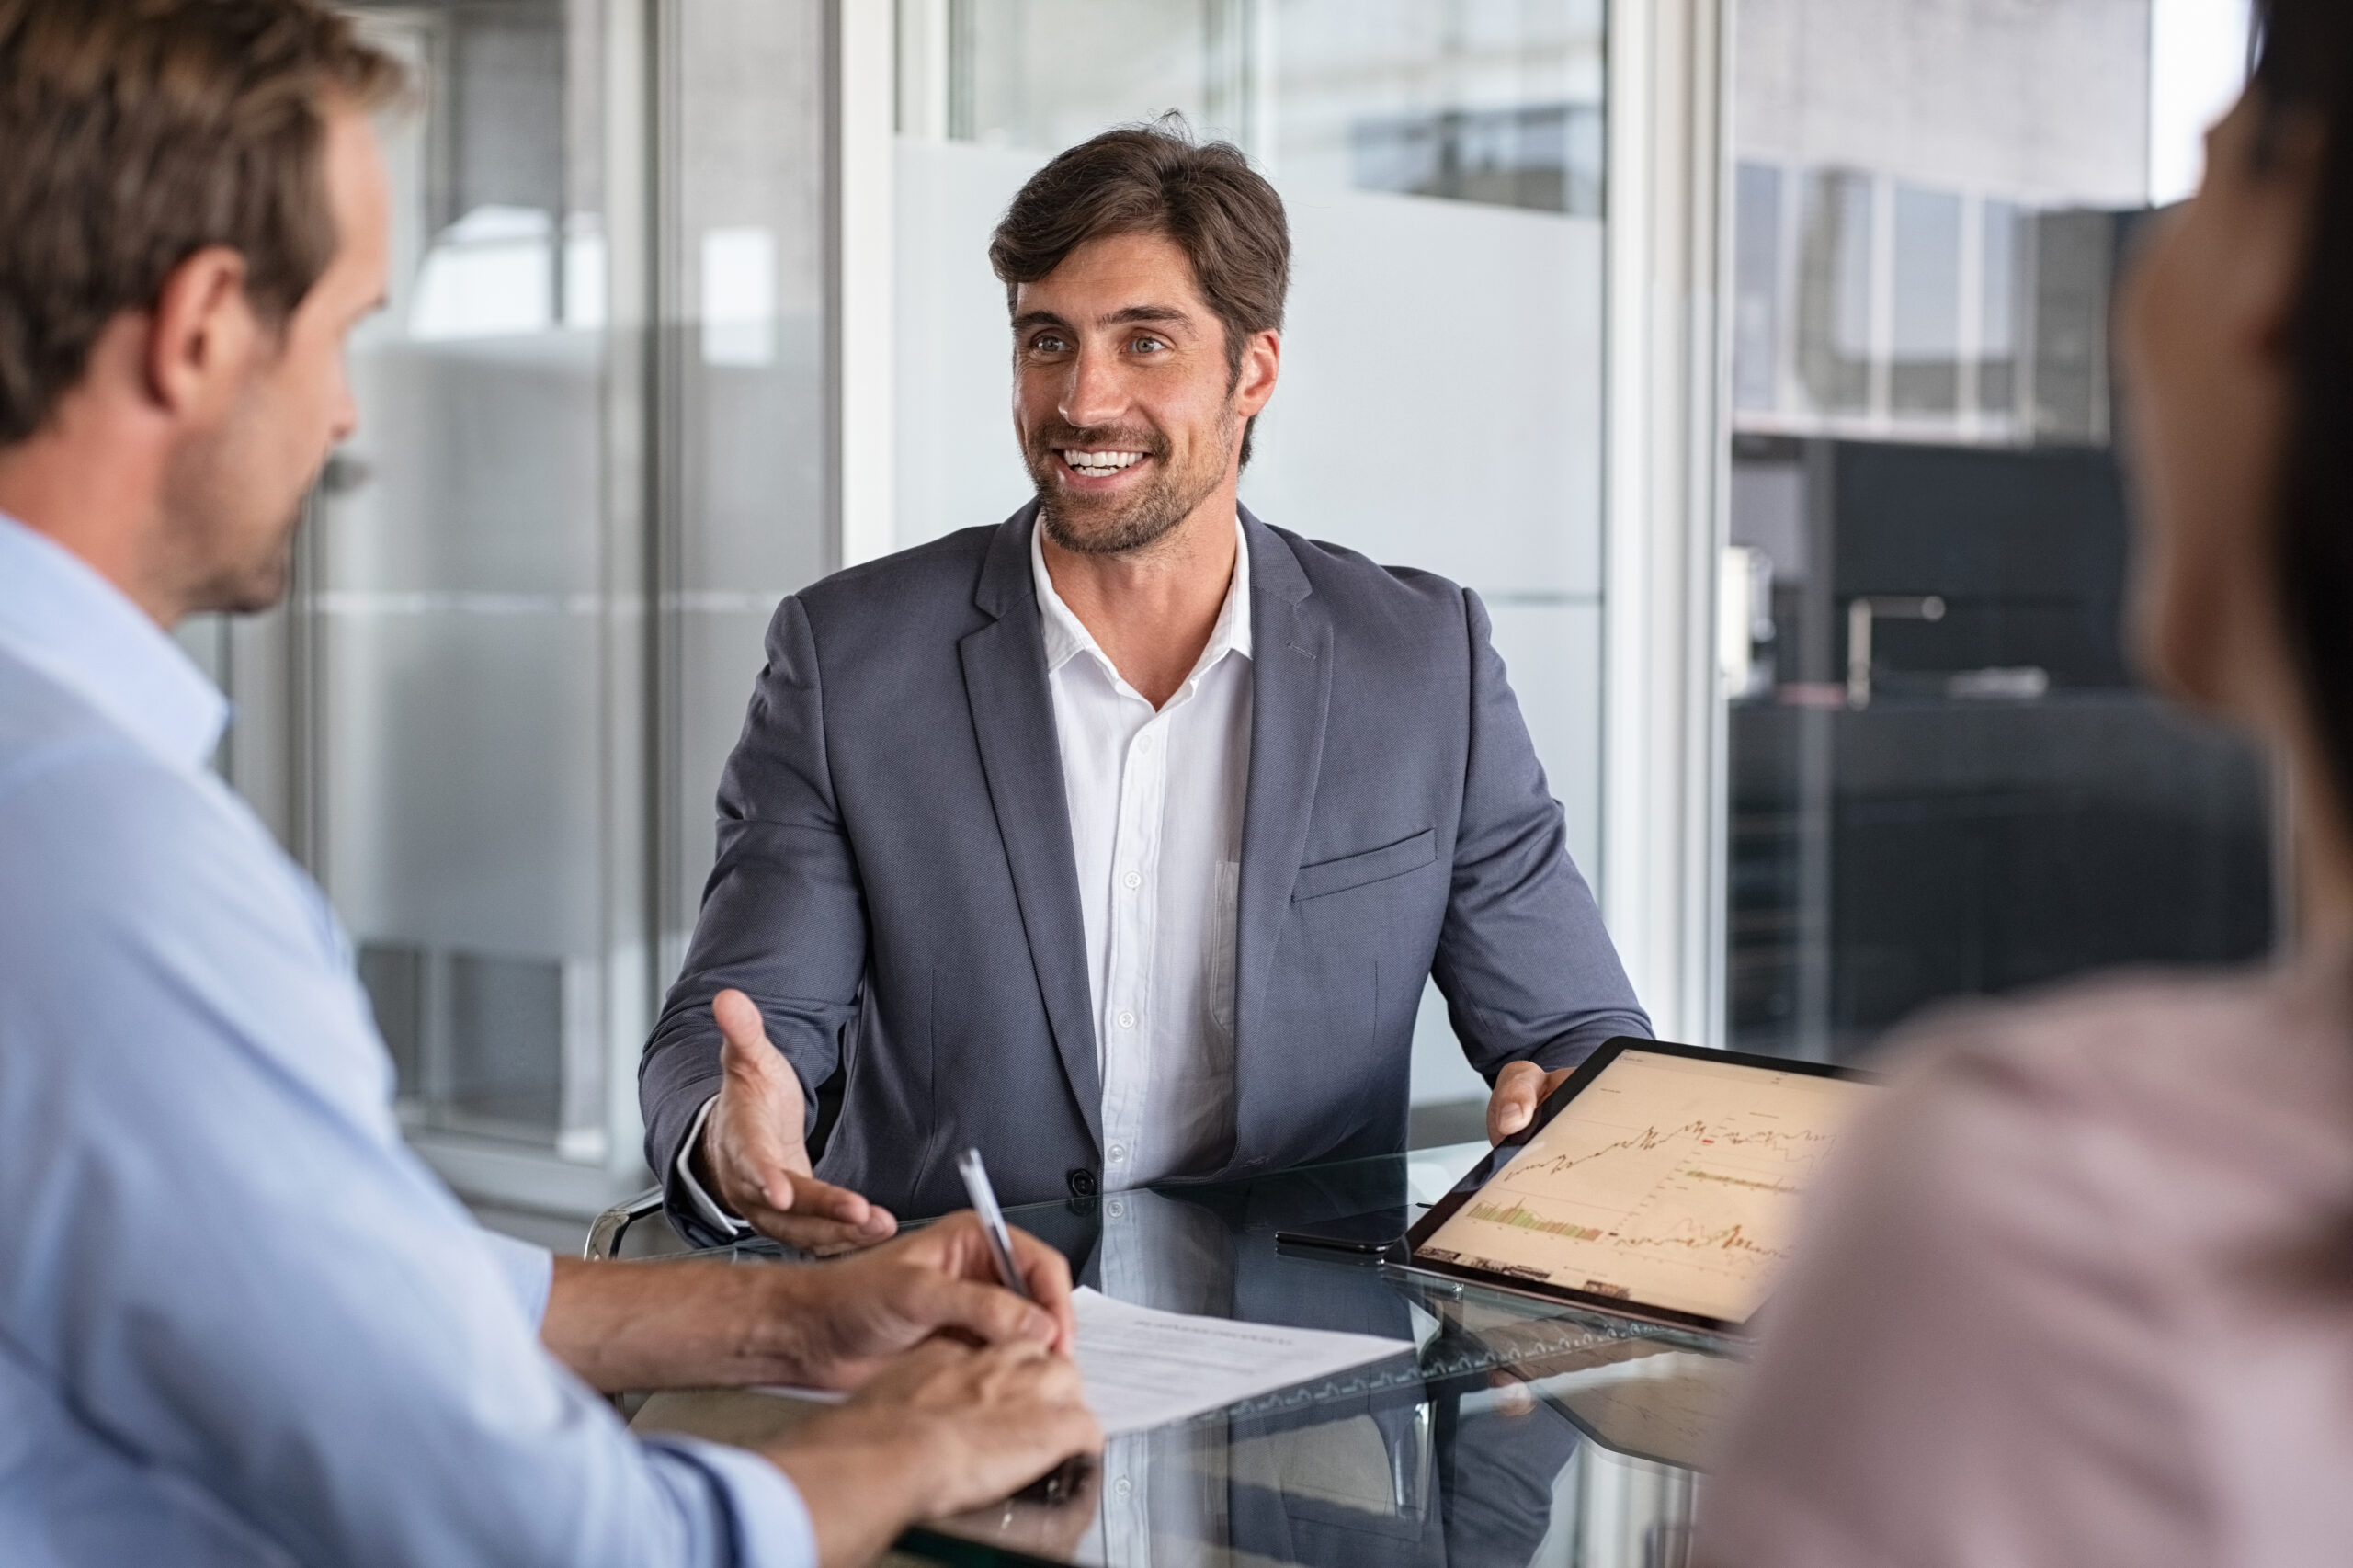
top-left (641, 506), bottom-right (1648, 1235)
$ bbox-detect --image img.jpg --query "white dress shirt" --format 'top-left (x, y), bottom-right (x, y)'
top-left (1032, 515), bottom-right (1254, 1189)
top-left (678, 517), bottom-right (1252, 1226)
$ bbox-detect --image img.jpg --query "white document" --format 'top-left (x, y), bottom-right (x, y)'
top-left (1068, 1286), bottom-right (1413, 1436)
top-left (756, 1287), bottom-right (1414, 1437)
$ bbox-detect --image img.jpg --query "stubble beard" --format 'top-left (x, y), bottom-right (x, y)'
top-left (1029, 413), bottom-right (1236, 558)
top-left (161, 391), bottom-right (313, 619)
top-left (191, 525), bottom-right (299, 616)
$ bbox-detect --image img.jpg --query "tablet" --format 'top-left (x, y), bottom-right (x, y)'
top-left (1402, 1038), bottom-right (1880, 1335)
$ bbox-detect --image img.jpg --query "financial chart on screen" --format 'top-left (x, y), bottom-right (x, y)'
top-left (1420, 1050), bottom-right (1876, 1323)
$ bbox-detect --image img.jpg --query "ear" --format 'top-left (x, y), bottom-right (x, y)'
top-left (143, 245), bottom-right (262, 424)
top-left (1233, 327), bottom-right (1281, 417)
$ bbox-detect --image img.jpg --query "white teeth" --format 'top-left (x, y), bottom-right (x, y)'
top-left (1063, 449), bottom-right (1144, 477)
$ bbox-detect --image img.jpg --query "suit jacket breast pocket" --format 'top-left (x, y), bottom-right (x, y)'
top-left (1290, 828), bottom-right (1437, 902)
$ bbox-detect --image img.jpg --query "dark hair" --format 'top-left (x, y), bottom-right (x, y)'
top-left (2261, 1), bottom-right (2353, 810)
top-left (989, 116), bottom-right (1290, 466)
top-left (0, 0), bottom-right (406, 447)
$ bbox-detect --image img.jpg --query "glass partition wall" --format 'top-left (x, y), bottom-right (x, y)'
top-left (181, 0), bottom-right (831, 1215)
top-left (180, 1), bottom-right (2270, 1213)
top-left (319, 1), bottom-right (631, 1191)
top-left (893, 0), bottom-right (1612, 1126)
top-left (1722, 0), bottom-right (2273, 1062)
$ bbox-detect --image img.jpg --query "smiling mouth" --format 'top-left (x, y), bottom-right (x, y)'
top-left (1058, 448), bottom-right (1149, 480)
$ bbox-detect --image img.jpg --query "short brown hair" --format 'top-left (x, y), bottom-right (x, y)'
top-left (0, 0), bottom-right (405, 447)
top-left (990, 118), bottom-right (1290, 465)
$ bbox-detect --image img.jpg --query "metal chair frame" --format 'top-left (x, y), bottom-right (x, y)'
top-left (584, 1186), bottom-right (666, 1260)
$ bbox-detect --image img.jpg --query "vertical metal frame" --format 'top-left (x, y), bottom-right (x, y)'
top-left (600, 0), bottom-right (659, 1190)
top-left (645, 0), bottom-right (688, 994)
top-left (833, 0), bottom-right (896, 568)
top-left (1600, 0), bottom-right (1732, 1047)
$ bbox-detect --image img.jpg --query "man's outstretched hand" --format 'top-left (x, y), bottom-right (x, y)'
top-left (696, 988), bottom-right (897, 1253)
top-left (1485, 1059), bottom-right (1574, 1144)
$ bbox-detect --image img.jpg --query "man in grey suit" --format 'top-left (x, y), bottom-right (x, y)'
top-left (642, 122), bottom-right (1648, 1250)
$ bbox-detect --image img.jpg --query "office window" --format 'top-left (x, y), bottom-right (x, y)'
top-left (1733, 161), bottom-right (1784, 414)
top-left (1724, 0), bottom-right (2270, 1062)
top-left (1890, 184), bottom-right (1960, 416)
top-left (1978, 197), bottom-right (2022, 419)
top-left (894, 0), bottom-right (1607, 1114)
top-left (1793, 169), bottom-right (1874, 418)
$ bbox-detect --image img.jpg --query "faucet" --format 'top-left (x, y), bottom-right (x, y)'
top-left (1846, 595), bottom-right (1946, 708)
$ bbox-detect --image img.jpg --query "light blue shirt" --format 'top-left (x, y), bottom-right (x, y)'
top-left (0, 515), bottom-right (815, 1567)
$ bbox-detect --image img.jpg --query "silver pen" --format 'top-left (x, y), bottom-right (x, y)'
top-left (955, 1147), bottom-right (1032, 1301)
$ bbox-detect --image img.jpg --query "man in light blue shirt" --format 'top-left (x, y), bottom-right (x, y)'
top-left (0, 4), bottom-right (1099, 1565)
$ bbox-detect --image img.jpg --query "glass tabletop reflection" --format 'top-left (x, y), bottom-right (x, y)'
top-left (652, 1144), bottom-right (1734, 1568)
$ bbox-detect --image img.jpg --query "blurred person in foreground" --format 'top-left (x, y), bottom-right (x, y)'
top-left (0, 4), bottom-right (1097, 1565)
top-left (1699, 4), bottom-right (2353, 1563)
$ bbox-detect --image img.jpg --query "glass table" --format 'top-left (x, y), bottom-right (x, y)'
top-left (626, 1144), bottom-right (1733, 1567)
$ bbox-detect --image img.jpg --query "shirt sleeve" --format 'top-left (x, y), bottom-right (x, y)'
top-left (673, 1095), bottom-right (753, 1240)
top-left (0, 747), bottom-right (816, 1568)
top-left (1434, 587), bottom-right (1651, 1074)
top-left (642, 1437), bottom-right (821, 1568)
top-left (640, 593), bottom-right (869, 1239)
top-left (475, 1229), bottom-right (559, 1324)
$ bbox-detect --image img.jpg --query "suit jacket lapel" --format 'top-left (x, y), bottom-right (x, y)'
top-left (1232, 508), bottom-right (1332, 1168)
top-left (960, 506), bottom-right (1104, 1150)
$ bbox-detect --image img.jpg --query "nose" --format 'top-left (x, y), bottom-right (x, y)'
top-left (1059, 341), bottom-right (1128, 431)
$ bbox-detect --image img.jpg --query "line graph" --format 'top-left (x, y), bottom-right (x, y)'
top-left (1505, 1120), bottom-right (1838, 1183)
top-left (1612, 1219), bottom-right (1783, 1261)
top-left (1423, 1050), bottom-right (1875, 1322)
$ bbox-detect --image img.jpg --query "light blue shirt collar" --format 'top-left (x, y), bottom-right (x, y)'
top-left (0, 511), bottom-right (227, 770)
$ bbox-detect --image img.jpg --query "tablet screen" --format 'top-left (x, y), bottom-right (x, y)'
top-left (1415, 1048), bottom-right (1876, 1324)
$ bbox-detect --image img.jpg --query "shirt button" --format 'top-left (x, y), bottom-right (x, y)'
top-left (1136, 734), bottom-right (1154, 752)
top-left (1116, 1009), bottom-right (1137, 1029)
top-left (1108, 1142), bottom-right (1127, 1162)
top-left (1107, 1198), bottom-right (1128, 1220)
top-left (1121, 870), bottom-right (1142, 891)
top-left (1114, 1476), bottom-right (1133, 1500)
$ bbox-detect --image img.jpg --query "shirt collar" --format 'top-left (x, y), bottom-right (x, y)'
top-left (1029, 512), bottom-right (1254, 686)
top-left (0, 512), bottom-right (229, 770)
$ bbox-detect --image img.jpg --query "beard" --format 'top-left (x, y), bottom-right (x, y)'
top-left (189, 519), bottom-right (300, 615)
top-left (1026, 414), bottom-right (1234, 557)
top-left (161, 399), bottom-right (313, 619)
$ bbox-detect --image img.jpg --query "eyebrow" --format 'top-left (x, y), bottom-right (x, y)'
top-left (1011, 303), bottom-right (1198, 335)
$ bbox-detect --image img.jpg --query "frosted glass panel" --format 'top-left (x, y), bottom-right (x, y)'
top-left (665, 0), bottom-right (828, 960)
top-left (321, 4), bottom-right (611, 1154)
top-left (1243, 192), bottom-right (1601, 597)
